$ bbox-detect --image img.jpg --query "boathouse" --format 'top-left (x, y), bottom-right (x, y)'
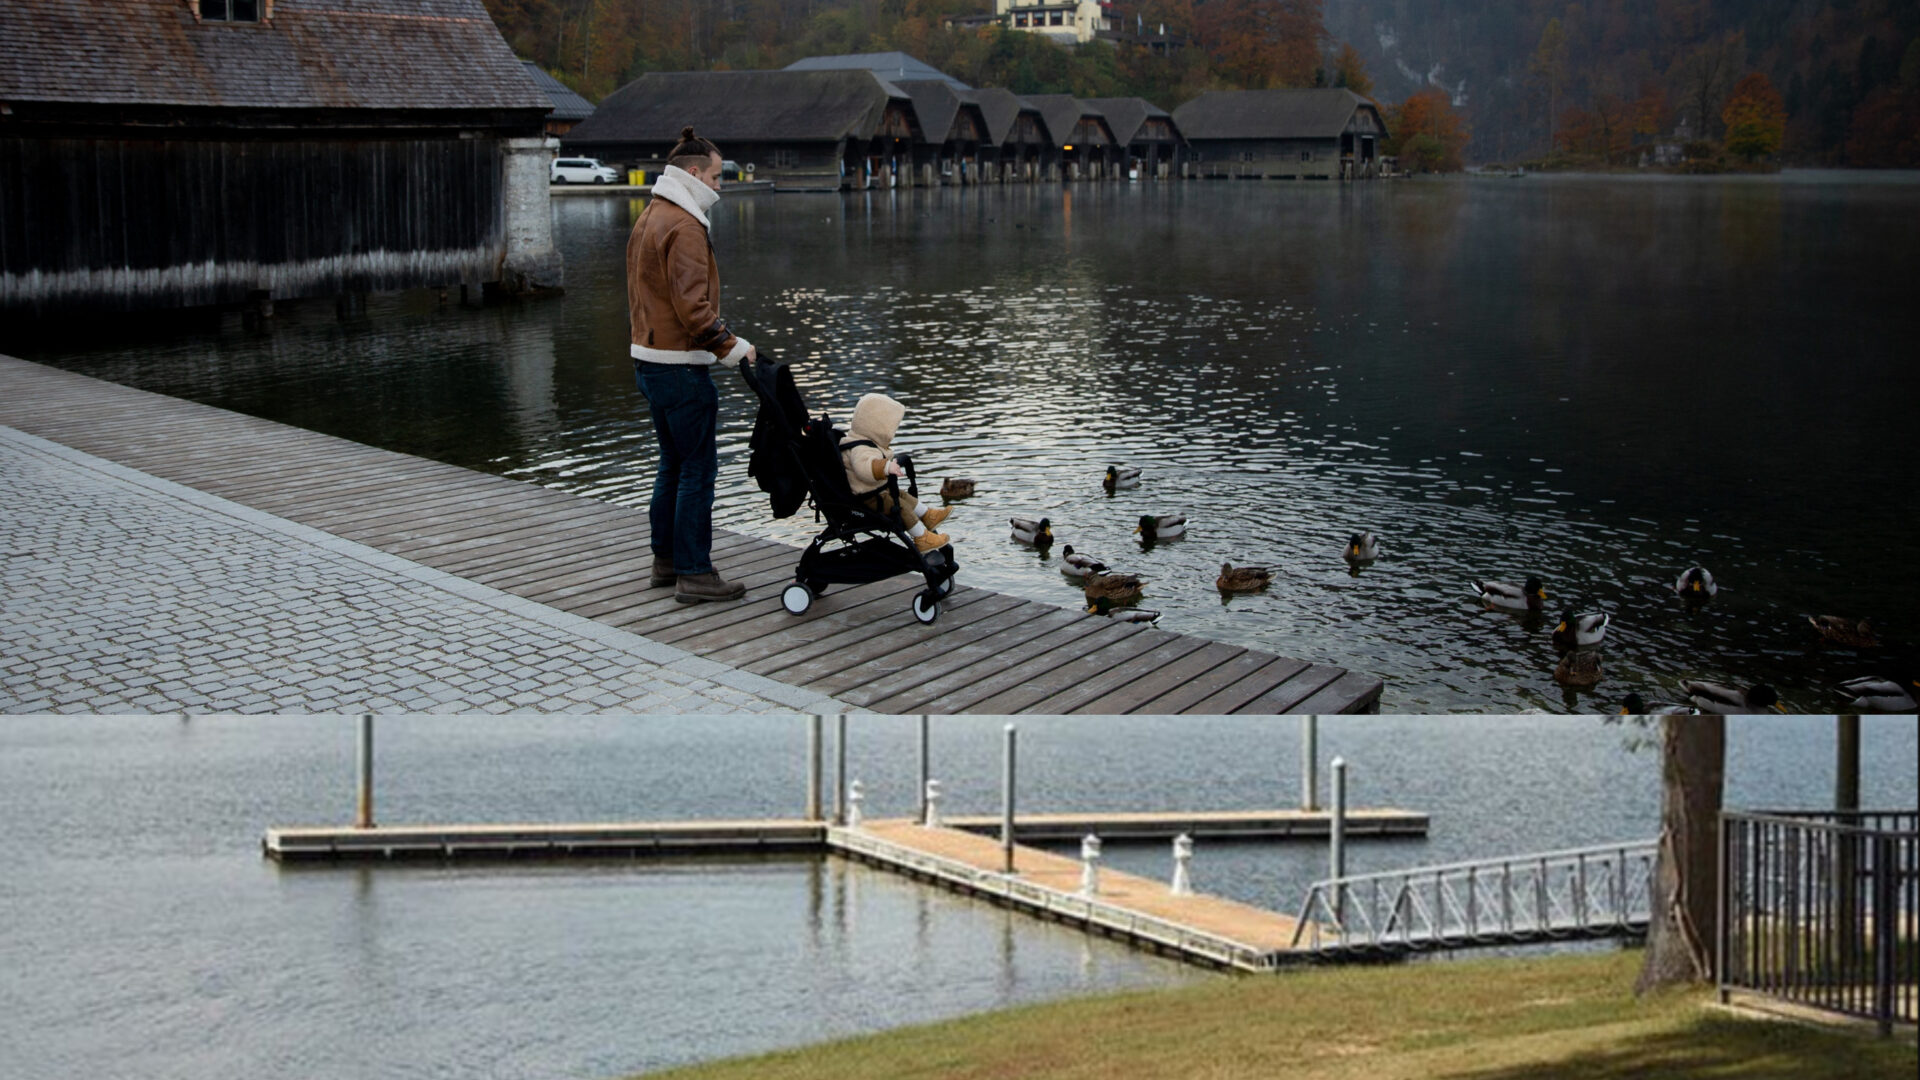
top-left (1081, 97), bottom-right (1185, 178)
top-left (1172, 89), bottom-right (1387, 179)
top-left (784, 51), bottom-right (969, 91)
top-left (894, 81), bottom-right (991, 185)
top-left (964, 88), bottom-right (1053, 182)
top-left (563, 70), bottom-right (919, 191)
top-left (522, 61), bottom-right (595, 138)
top-left (0, 0), bottom-right (562, 317)
top-left (1022, 95), bottom-right (1118, 179)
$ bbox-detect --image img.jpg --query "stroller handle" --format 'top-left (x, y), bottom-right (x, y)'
top-left (896, 452), bottom-right (919, 500)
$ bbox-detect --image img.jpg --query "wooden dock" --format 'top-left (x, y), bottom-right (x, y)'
top-left (942, 808), bottom-right (1427, 842)
top-left (263, 815), bottom-right (1323, 969)
top-left (0, 356), bottom-right (1383, 714)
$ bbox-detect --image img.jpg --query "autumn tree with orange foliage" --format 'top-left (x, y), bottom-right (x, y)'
top-left (1386, 88), bottom-right (1470, 172)
top-left (1193, 0), bottom-right (1325, 90)
top-left (1721, 72), bottom-right (1786, 161)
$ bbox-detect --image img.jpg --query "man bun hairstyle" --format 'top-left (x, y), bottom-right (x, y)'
top-left (670, 126), bottom-right (721, 171)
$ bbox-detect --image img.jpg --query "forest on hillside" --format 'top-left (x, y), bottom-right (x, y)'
top-left (489, 0), bottom-right (1920, 166)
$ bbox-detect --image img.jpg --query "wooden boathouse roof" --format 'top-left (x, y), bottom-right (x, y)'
top-left (0, 0), bottom-right (547, 117)
top-left (1080, 97), bottom-right (1183, 146)
top-left (893, 80), bottom-right (990, 144)
top-left (784, 51), bottom-right (970, 91)
top-left (1022, 94), bottom-right (1117, 147)
top-left (521, 60), bottom-right (595, 123)
top-left (962, 87), bottom-right (1051, 146)
top-left (1172, 88), bottom-right (1386, 141)
top-left (567, 69), bottom-right (916, 146)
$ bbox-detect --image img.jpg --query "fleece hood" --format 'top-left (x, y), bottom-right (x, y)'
top-left (847, 393), bottom-right (905, 446)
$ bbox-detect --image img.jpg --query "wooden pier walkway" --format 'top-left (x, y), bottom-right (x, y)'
top-left (263, 815), bottom-right (1331, 969)
top-left (1, 356), bottom-right (1383, 714)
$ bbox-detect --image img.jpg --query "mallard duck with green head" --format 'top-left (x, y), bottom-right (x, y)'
top-left (1134, 514), bottom-right (1186, 541)
top-left (1010, 516), bottom-right (1052, 547)
top-left (1472, 576), bottom-right (1546, 612)
top-left (1087, 596), bottom-right (1160, 623)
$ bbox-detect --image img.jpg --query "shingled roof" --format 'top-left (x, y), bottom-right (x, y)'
top-left (522, 61), bottom-right (595, 123)
top-left (784, 51), bottom-right (969, 91)
top-left (1080, 97), bottom-right (1181, 145)
top-left (962, 88), bottom-right (1050, 145)
top-left (1172, 89), bottom-right (1383, 140)
top-left (1022, 94), bottom-right (1116, 147)
top-left (0, 0), bottom-right (548, 112)
top-left (568, 70), bottom-right (911, 144)
top-left (892, 80), bottom-right (988, 144)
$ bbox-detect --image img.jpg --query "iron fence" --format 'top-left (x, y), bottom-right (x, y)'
top-left (1719, 810), bottom-right (1919, 1035)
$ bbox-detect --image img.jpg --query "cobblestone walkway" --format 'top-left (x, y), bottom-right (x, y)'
top-left (0, 425), bottom-right (848, 715)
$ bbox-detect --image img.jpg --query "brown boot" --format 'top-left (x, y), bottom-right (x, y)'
top-left (650, 554), bottom-right (677, 588)
top-left (919, 505), bottom-right (951, 529)
top-left (913, 531), bottom-right (950, 553)
top-left (675, 571), bottom-right (746, 603)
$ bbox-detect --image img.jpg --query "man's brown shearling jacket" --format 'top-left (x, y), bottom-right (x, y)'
top-left (626, 197), bottom-right (739, 358)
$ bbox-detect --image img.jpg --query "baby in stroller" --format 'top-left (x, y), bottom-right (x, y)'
top-left (840, 393), bottom-right (952, 553)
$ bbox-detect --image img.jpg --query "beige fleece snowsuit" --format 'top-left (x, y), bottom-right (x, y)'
top-left (839, 393), bottom-right (924, 527)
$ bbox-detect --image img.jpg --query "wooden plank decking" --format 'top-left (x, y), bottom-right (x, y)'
top-left (1, 356), bottom-right (1384, 714)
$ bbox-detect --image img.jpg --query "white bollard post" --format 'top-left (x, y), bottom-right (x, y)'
top-left (1080, 834), bottom-right (1103, 897)
top-left (917, 714), bottom-right (931, 824)
top-left (1171, 833), bottom-right (1194, 896)
top-left (806, 715), bottom-right (823, 822)
top-left (833, 715), bottom-right (848, 826)
top-left (847, 779), bottom-right (865, 828)
top-left (1002, 724), bottom-right (1018, 874)
top-left (924, 779), bottom-right (943, 828)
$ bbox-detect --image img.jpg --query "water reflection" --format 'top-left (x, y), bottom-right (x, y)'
top-left (12, 177), bottom-right (1919, 711)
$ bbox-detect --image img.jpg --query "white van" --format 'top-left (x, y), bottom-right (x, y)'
top-left (550, 157), bottom-right (619, 184)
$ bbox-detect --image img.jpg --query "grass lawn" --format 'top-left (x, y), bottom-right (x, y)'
top-left (639, 948), bottom-right (1916, 1079)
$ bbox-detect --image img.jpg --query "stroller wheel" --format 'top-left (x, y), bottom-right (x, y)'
top-left (806, 578), bottom-right (829, 596)
top-left (782, 583), bottom-right (814, 616)
top-left (936, 575), bottom-right (953, 598)
top-left (912, 590), bottom-right (940, 625)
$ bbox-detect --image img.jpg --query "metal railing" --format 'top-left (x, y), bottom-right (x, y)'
top-left (1290, 839), bottom-right (1657, 955)
top-left (1719, 810), bottom-right (1919, 1034)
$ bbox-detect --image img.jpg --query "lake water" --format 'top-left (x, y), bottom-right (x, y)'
top-left (10, 173), bottom-right (1920, 712)
top-left (1, 714), bottom-right (1913, 1080)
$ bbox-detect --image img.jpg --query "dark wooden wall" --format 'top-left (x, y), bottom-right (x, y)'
top-left (0, 135), bottom-right (505, 313)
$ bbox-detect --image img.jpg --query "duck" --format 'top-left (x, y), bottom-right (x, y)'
top-left (1806, 615), bottom-right (1880, 649)
top-left (1083, 570), bottom-right (1145, 605)
top-left (1472, 576), bottom-right (1546, 612)
top-left (1102, 465), bottom-right (1141, 492)
top-left (1010, 516), bottom-right (1052, 547)
top-left (939, 478), bottom-right (976, 500)
top-left (1680, 680), bottom-right (1783, 714)
top-left (1343, 532), bottom-right (1379, 564)
top-left (1216, 562), bottom-right (1274, 593)
top-left (1834, 673), bottom-right (1918, 714)
top-left (1134, 514), bottom-right (1187, 541)
top-left (1674, 566), bottom-right (1717, 600)
top-left (1058, 545), bottom-right (1108, 580)
top-left (1551, 611), bottom-right (1611, 653)
top-left (1617, 692), bottom-right (1698, 715)
top-left (1087, 596), bottom-right (1161, 623)
top-left (1554, 648), bottom-right (1603, 687)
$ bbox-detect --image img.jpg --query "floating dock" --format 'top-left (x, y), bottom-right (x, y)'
top-left (941, 808), bottom-right (1427, 842)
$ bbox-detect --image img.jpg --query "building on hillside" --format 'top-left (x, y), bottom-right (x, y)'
top-left (893, 81), bottom-right (991, 185)
top-left (994, 0), bottom-right (1114, 45)
top-left (1080, 97), bottom-right (1185, 177)
top-left (522, 61), bottom-right (595, 138)
top-left (1172, 89), bottom-right (1388, 179)
top-left (784, 51), bottom-right (969, 91)
top-left (0, 0), bottom-right (561, 317)
top-left (1022, 95), bottom-right (1118, 179)
top-left (962, 88), bottom-right (1053, 182)
top-left (562, 70), bottom-right (919, 191)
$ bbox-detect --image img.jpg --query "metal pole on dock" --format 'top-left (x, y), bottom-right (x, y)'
top-left (1330, 756), bottom-right (1348, 922)
top-left (1002, 723), bottom-right (1017, 874)
top-left (1300, 714), bottom-right (1319, 811)
top-left (806, 715), bottom-right (823, 822)
top-left (834, 715), bottom-right (848, 827)
top-left (355, 713), bottom-right (375, 829)
top-left (917, 714), bottom-right (931, 825)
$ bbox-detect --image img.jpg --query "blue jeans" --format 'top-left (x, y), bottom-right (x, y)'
top-left (634, 362), bottom-right (719, 575)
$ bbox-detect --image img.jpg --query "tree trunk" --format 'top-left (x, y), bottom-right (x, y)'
top-left (1636, 713), bottom-right (1726, 994)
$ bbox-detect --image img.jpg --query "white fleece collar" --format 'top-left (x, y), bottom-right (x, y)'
top-left (651, 165), bottom-right (719, 229)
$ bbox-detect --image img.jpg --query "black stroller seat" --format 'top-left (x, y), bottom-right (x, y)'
top-left (738, 356), bottom-right (958, 623)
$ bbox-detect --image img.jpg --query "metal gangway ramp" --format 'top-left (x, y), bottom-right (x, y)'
top-left (1290, 839), bottom-right (1659, 957)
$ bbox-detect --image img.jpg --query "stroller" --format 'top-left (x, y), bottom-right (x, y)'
top-left (738, 356), bottom-right (958, 624)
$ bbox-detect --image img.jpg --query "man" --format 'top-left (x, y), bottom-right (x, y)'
top-left (628, 127), bottom-right (755, 603)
